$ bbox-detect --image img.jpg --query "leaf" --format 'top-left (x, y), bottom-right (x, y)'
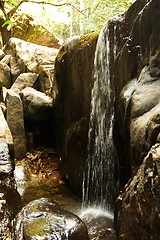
top-left (2, 20), bottom-right (12, 28)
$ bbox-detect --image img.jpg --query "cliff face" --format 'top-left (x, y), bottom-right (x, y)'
top-left (113, 1), bottom-right (160, 238)
top-left (114, 0), bottom-right (160, 184)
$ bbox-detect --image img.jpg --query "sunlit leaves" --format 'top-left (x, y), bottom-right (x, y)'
top-left (0, 0), bottom-right (136, 39)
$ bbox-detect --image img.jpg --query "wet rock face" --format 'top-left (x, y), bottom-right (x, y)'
top-left (114, 0), bottom-right (160, 184)
top-left (13, 198), bottom-right (89, 240)
top-left (117, 63), bottom-right (160, 178)
top-left (113, 1), bottom-right (160, 239)
top-left (115, 61), bottom-right (160, 240)
top-left (0, 183), bottom-right (21, 240)
top-left (115, 144), bottom-right (160, 240)
top-left (54, 33), bottom-right (98, 195)
top-left (130, 66), bottom-right (160, 173)
top-left (0, 138), bottom-right (13, 177)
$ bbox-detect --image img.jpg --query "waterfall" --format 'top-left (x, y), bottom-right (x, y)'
top-left (83, 20), bottom-right (118, 211)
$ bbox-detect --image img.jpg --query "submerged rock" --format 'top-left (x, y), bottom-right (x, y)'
top-left (80, 208), bottom-right (116, 240)
top-left (13, 198), bottom-right (89, 240)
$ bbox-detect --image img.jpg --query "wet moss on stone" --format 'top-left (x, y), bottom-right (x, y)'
top-left (56, 31), bottom-right (99, 64)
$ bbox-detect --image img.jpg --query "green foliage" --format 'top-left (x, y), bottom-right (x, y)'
top-left (2, 19), bottom-right (13, 30)
top-left (50, 0), bottom-right (136, 38)
top-left (0, 0), bottom-right (136, 40)
top-left (8, 0), bottom-right (17, 6)
top-left (2, 19), bottom-right (12, 27)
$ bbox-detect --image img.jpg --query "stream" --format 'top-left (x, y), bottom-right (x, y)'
top-left (14, 147), bottom-right (116, 240)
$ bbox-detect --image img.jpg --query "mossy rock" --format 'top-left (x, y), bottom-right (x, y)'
top-left (13, 198), bottom-right (89, 240)
top-left (12, 13), bottom-right (62, 48)
top-left (56, 31), bottom-right (99, 63)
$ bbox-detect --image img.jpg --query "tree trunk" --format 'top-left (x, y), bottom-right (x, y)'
top-left (79, 0), bottom-right (84, 33)
top-left (70, 6), bottom-right (73, 37)
top-left (0, 18), bottom-right (11, 46)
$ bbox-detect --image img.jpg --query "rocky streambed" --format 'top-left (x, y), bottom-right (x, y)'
top-left (13, 147), bottom-right (116, 240)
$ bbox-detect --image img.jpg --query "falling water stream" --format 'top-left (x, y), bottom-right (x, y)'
top-left (82, 20), bottom-right (118, 213)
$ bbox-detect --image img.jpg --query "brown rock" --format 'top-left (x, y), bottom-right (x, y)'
top-left (37, 64), bottom-right (54, 94)
top-left (0, 62), bottom-right (11, 88)
top-left (1, 54), bottom-right (12, 65)
top-left (54, 32), bottom-right (98, 194)
top-left (0, 138), bottom-right (13, 177)
top-left (8, 37), bottom-right (58, 73)
top-left (12, 13), bottom-right (62, 48)
top-left (10, 56), bottom-right (21, 83)
top-left (13, 198), bottom-right (89, 240)
top-left (6, 89), bottom-right (26, 159)
top-left (21, 87), bottom-right (53, 121)
top-left (0, 183), bottom-right (21, 240)
top-left (0, 106), bottom-right (13, 155)
top-left (11, 72), bottom-right (39, 94)
top-left (115, 144), bottom-right (160, 240)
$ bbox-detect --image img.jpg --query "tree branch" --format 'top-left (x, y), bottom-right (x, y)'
top-left (6, 0), bottom-right (85, 19)
top-left (8, 0), bottom-right (28, 18)
top-left (0, 0), bottom-right (8, 19)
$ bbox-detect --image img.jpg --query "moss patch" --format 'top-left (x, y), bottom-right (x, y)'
top-left (56, 31), bottom-right (99, 63)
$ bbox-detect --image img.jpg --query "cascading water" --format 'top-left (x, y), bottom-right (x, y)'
top-left (82, 20), bottom-right (119, 211)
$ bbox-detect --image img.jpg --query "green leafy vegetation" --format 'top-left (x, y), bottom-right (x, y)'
top-left (0, 0), bottom-right (136, 41)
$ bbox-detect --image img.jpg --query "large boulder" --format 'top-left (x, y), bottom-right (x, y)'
top-left (21, 87), bottom-right (53, 121)
top-left (0, 138), bottom-right (13, 177)
top-left (13, 198), bottom-right (89, 240)
top-left (112, 0), bottom-right (160, 183)
top-left (12, 13), bottom-right (62, 48)
top-left (130, 64), bottom-right (160, 175)
top-left (7, 37), bottom-right (58, 70)
top-left (113, 0), bottom-right (160, 238)
top-left (6, 89), bottom-right (26, 159)
top-left (0, 62), bottom-right (11, 88)
top-left (54, 33), bottom-right (98, 195)
top-left (5, 37), bottom-right (58, 93)
top-left (116, 59), bottom-right (160, 179)
top-left (115, 143), bottom-right (160, 240)
top-left (0, 105), bottom-right (14, 177)
top-left (9, 55), bottom-right (21, 83)
top-left (0, 106), bottom-right (13, 153)
top-left (11, 72), bottom-right (39, 94)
